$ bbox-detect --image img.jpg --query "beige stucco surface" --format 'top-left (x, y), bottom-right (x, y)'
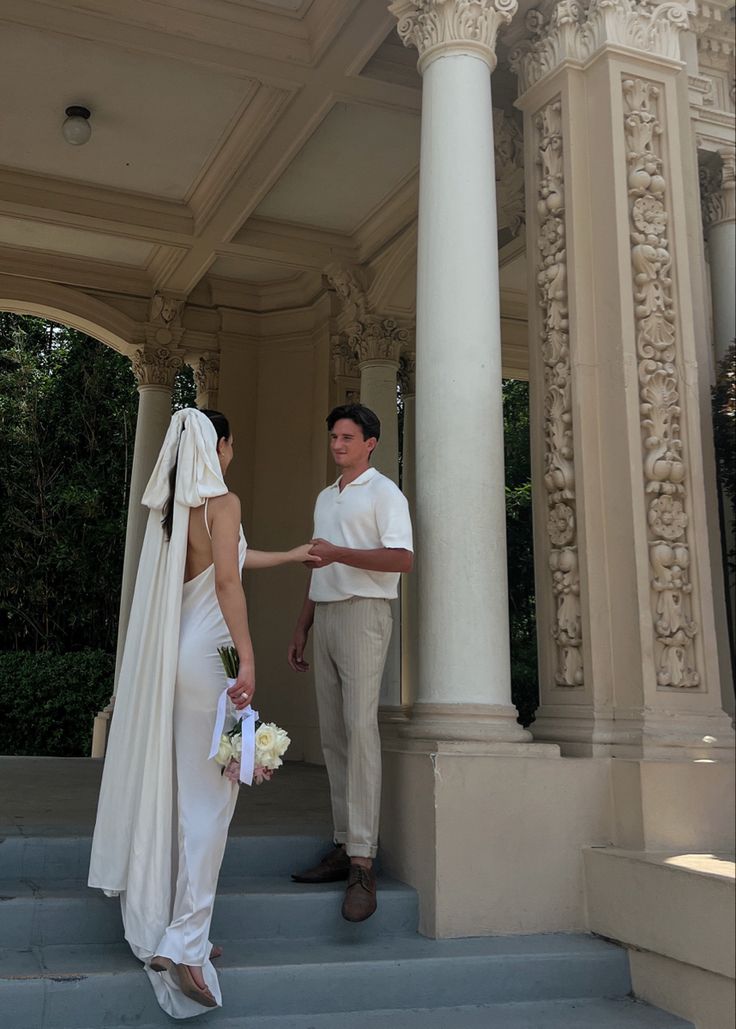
top-left (381, 745), bottom-right (612, 937)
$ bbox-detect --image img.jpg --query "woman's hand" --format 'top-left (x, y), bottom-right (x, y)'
top-left (227, 657), bottom-right (255, 710)
top-left (290, 543), bottom-right (323, 566)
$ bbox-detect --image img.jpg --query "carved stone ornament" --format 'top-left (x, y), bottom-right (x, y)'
top-left (325, 264), bottom-right (368, 322)
top-left (509, 1), bottom-right (691, 94)
top-left (194, 354), bottom-right (220, 403)
top-left (131, 345), bottom-right (183, 389)
top-left (399, 351), bottom-right (417, 397)
top-left (389, 0), bottom-right (519, 72)
top-left (347, 319), bottom-right (409, 366)
top-left (331, 334), bottom-right (360, 378)
top-left (328, 264), bottom-right (410, 370)
top-left (494, 109), bottom-right (526, 237)
top-left (145, 292), bottom-right (185, 348)
top-left (534, 97), bottom-right (584, 687)
top-left (699, 147), bottom-right (736, 229)
top-left (623, 76), bottom-right (699, 687)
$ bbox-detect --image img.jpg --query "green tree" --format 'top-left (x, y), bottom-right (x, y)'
top-left (0, 314), bottom-right (138, 653)
top-left (503, 379), bottom-right (538, 726)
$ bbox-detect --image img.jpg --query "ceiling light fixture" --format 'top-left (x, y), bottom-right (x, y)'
top-left (62, 105), bottom-right (92, 146)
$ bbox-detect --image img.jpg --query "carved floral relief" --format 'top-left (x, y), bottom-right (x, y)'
top-left (623, 76), bottom-right (699, 688)
top-left (534, 97), bottom-right (584, 687)
top-left (510, 1), bottom-right (690, 93)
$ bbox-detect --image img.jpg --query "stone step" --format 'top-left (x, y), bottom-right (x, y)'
top-left (0, 875), bottom-right (418, 947)
top-left (0, 834), bottom-right (330, 881)
top-left (123, 998), bottom-right (695, 1029)
top-left (1, 933), bottom-right (632, 1029)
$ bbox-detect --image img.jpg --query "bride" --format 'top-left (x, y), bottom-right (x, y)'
top-left (88, 407), bottom-right (314, 1017)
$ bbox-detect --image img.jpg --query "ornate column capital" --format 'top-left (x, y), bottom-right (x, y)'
top-left (509, 1), bottom-right (691, 94)
top-left (347, 319), bottom-right (409, 367)
top-left (131, 344), bottom-right (183, 389)
top-left (399, 351), bottom-right (417, 397)
top-left (389, 0), bottom-right (518, 73)
top-left (700, 146), bottom-right (736, 229)
top-left (194, 353), bottom-right (220, 408)
top-left (327, 263), bottom-right (410, 369)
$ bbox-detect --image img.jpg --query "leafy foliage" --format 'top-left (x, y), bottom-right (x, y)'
top-left (503, 379), bottom-right (538, 727)
top-left (0, 314), bottom-right (138, 654)
top-left (712, 342), bottom-right (735, 577)
top-left (0, 649), bottom-right (113, 756)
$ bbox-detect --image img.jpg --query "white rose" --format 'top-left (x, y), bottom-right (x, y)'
top-left (255, 725), bottom-right (276, 752)
top-left (215, 735), bottom-right (233, 766)
top-left (273, 726), bottom-right (291, 756)
top-left (230, 731), bottom-right (242, 758)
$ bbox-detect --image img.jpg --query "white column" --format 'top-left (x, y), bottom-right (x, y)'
top-left (357, 333), bottom-right (403, 712)
top-left (392, 0), bottom-right (529, 742)
top-left (360, 360), bottom-right (400, 482)
top-left (91, 342), bottom-right (182, 756)
top-left (703, 149), bottom-right (736, 367)
top-left (113, 358), bottom-right (181, 682)
top-left (399, 353), bottom-right (418, 708)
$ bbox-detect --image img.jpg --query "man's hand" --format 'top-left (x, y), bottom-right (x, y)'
top-left (308, 538), bottom-right (341, 567)
top-left (288, 626), bottom-right (311, 672)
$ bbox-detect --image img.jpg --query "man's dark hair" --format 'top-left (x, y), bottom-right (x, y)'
top-left (326, 403), bottom-right (381, 443)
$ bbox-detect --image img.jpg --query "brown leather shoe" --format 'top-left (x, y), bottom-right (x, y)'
top-left (341, 864), bottom-right (377, 922)
top-left (291, 845), bottom-right (350, 883)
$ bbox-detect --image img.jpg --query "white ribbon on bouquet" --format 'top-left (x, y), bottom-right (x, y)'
top-left (208, 677), bottom-right (258, 786)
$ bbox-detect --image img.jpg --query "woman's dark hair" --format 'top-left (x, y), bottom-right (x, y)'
top-left (326, 403), bottom-right (381, 443)
top-left (162, 408), bottom-right (231, 539)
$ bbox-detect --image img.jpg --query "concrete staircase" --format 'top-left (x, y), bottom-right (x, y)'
top-left (0, 834), bottom-right (694, 1029)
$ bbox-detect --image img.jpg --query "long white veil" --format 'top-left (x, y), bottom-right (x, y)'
top-left (88, 408), bottom-right (227, 960)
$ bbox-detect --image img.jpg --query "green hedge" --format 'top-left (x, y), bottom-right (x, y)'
top-left (0, 650), bottom-right (114, 756)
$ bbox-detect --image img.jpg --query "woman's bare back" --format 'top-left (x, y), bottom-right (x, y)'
top-left (184, 503), bottom-right (215, 583)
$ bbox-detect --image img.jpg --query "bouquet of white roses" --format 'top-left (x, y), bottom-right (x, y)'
top-left (210, 646), bottom-right (290, 786)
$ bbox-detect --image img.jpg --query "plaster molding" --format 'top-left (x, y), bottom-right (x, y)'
top-left (144, 292), bottom-right (185, 348)
top-left (348, 317), bottom-right (409, 366)
top-left (326, 262), bottom-right (410, 369)
top-left (331, 332), bottom-right (360, 378)
top-left (692, 0), bottom-right (736, 91)
top-left (399, 350), bottom-right (417, 396)
top-left (0, 245), bottom-right (151, 298)
top-left (509, 1), bottom-right (691, 94)
top-left (622, 76), bottom-right (700, 688)
top-left (0, 272), bottom-right (140, 354)
top-left (699, 146), bottom-right (736, 228)
top-left (534, 96), bottom-right (584, 688)
top-left (193, 352), bottom-right (221, 408)
top-left (131, 343), bottom-right (184, 389)
top-left (187, 83), bottom-right (293, 230)
top-left (389, 0), bottom-right (519, 73)
top-left (495, 109), bottom-right (526, 238)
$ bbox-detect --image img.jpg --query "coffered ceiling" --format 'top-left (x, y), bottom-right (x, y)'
top-left (0, 0), bottom-right (524, 308)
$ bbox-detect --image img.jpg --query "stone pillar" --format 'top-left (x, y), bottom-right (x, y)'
top-left (399, 353), bottom-right (418, 707)
top-left (701, 147), bottom-right (736, 367)
top-left (326, 265), bottom-right (409, 711)
top-left (390, 0), bottom-right (529, 742)
top-left (510, 0), bottom-right (734, 758)
top-left (91, 297), bottom-right (184, 756)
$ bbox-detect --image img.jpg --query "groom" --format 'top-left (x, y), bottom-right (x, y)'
top-left (287, 403), bottom-right (413, 922)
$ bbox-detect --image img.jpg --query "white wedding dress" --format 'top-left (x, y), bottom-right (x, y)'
top-left (89, 410), bottom-right (247, 1019)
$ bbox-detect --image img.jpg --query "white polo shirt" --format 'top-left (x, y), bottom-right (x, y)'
top-left (309, 467), bottom-right (413, 602)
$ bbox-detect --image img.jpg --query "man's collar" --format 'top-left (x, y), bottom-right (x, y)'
top-left (329, 466), bottom-right (378, 490)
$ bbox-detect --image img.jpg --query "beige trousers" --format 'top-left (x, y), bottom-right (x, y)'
top-left (313, 597), bottom-right (393, 858)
